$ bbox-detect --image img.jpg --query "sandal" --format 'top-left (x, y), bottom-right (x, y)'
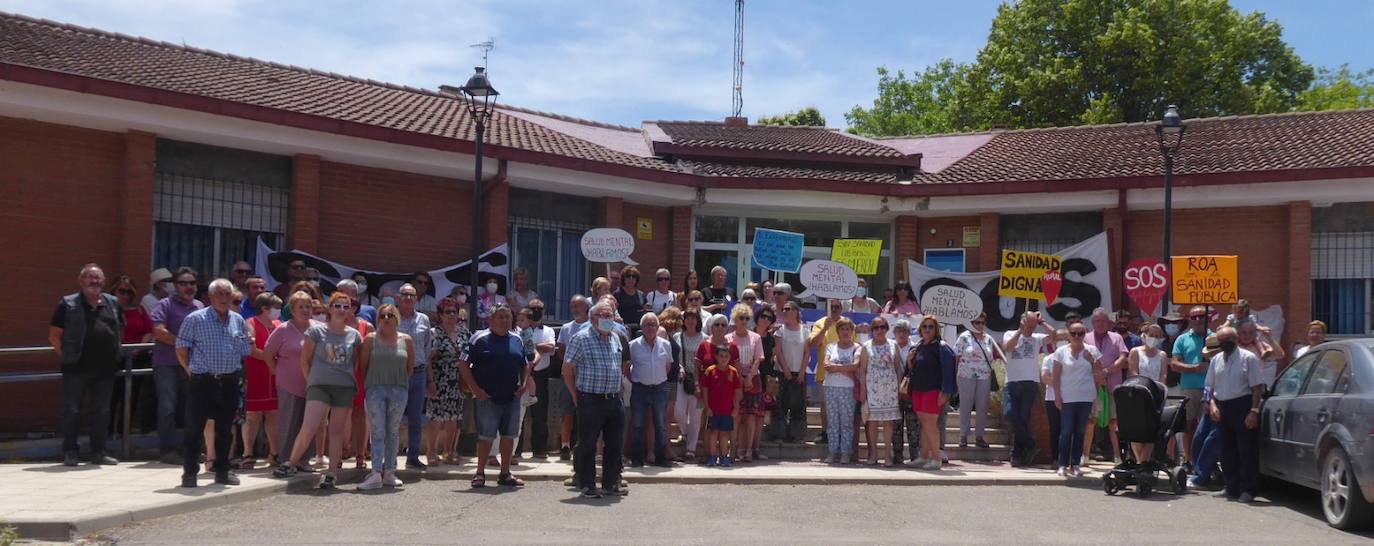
top-left (444, 454), bottom-right (464, 465)
top-left (354, 457), bottom-right (367, 470)
top-left (239, 458), bottom-right (257, 470)
top-left (496, 474), bottom-right (525, 487)
top-left (266, 454), bottom-right (279, 468)
top-left (471, 473), bottom-right (486, 488)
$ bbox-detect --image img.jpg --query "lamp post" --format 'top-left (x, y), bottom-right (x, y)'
top-left (1156, 104), bottom-right (1186, 313)
top-left (451, 67), bottom-right (498, 331)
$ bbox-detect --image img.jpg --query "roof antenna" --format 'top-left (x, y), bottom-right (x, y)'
top-left (470, 38), bottom-right (495, 69)
top-left (732, 0), bottom-right (744, 117)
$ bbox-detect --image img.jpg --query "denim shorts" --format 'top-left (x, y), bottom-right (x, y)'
top-left (474, 398), bottom-right (522, 441)
top-left (551, 378), bottom-right (576, 416)
top-left (707, 415), bottom-right (735, 432)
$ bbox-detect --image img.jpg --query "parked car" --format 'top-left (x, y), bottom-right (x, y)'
top-left (1259, 338), bottom-right (1374, 530)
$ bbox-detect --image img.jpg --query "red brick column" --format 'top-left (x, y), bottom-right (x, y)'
top-left (1030, 389), bottom-right (1054, 465)
top-left (978, 213), bottom-right (1000, 269)
top-left (600, 197), bottom-right (625, 228)
top-left (1285, 201), bottom-right (1312, 350)
top-left (895, 215), bottom-right (920, 279)
top-left (1104, 207), bottom-right (1125, 312)
top-left (120, 130), bottom-right (156, 286)
top-left (484, 177), bottom-right (509, 251)
top-left (670, 206), bottom-right (693, 286)
top-left (290, 154), bottom-right (321, 253)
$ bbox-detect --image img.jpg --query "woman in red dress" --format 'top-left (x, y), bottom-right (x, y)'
top-left (243, 292), bottom-right (283, 468)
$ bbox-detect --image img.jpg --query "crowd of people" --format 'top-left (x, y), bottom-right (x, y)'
top-left (48, 260), bottom-right (1323, 500)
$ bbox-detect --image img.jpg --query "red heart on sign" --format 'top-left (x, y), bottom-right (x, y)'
top-left (1124, 258), bottom-right (1169, 317)
top-left (1042, 270), bottom-right (1063, 304)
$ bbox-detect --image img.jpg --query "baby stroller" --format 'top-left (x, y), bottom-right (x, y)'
top-left (1102, 375), bottom-right (1190, 497)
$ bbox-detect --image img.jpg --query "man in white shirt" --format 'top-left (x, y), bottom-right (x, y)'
top-left (1204, 327), bottom-right (1265, 502)
top-left (1002, 311), bottom-right (1055, 467)
top-left (523, 299), bottom-right (557, 459)
top-left (626, 313), bottom-right (674, 467)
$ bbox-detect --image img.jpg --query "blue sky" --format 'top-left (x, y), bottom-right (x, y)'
top-left (4, 0), bottom-right (1370, 128)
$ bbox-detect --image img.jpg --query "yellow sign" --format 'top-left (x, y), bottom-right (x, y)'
top-left (998, 249), bottom-right (1062, 300)
top-left (962, 226), bottom-right (981, 247)
top-left (636, 217), bottom-right (652, 240)
top-left (1171, 255), bottom-right (1239, 305)
top-left (831, 239), bottom-right (882, 276)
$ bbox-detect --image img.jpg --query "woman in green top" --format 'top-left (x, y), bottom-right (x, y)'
top-left (357, 303), bottom-right (414, 491)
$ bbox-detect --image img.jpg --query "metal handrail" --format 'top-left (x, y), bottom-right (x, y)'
top-left (0, 342), bottom-right (156, 460)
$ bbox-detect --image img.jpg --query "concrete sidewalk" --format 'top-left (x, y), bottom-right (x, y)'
top-left (1, 458), bottom-right (1114, 540)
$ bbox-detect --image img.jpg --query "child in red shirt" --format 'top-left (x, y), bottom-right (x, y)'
top-left (701, 344), bottom-right (742, 467)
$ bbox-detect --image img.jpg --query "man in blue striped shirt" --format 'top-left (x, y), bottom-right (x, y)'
top-left (564, 300), bottom-right (627, 498)
top-left (175, 278), bottom-right (253, 488)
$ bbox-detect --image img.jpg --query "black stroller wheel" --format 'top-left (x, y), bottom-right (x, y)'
top-left (1103, 477), bottom-right (1118, 495)
top-left (1171, 467), bottom-right (1189, 494)
top-left (1136, 481), bottom-right (1153, 498)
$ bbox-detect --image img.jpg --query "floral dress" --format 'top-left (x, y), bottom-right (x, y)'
top-left (864, 340), bottom-right (901, 421)
top-left (427, 324), bottom-right (469, 422)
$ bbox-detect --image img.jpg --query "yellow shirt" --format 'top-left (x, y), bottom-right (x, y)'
top-left (810, 317), bottom-right (841, 383)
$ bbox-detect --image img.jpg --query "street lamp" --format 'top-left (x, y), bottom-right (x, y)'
top-left (1156, 104), bottom-right (1186, 313)
top-left (451, 67), bottom-right (498, 331)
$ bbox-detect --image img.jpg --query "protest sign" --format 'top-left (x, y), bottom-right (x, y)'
top-left (752, 228), bottom-right (804, 273)
top-left (831, 239), bottom-right (882, 276)
top-left (907, 232), bottom-right (1112, 334)
top-left (795, 259), bottom-right (859, 300)
top-left (1171, 255), bottom-right (1238, 305)
top-left (920, 285), bottom-right (983, 327)
top-left (998, 249), bottom-right (1062, 300)
top-left (1124, 257), bottom-right (1169, 316)
top-left (1041, 270), bottom-right (1063, 304)
top-left (580, 228), bottom-right (637, 264)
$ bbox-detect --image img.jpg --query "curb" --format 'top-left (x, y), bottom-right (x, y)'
top-left (400, 467), bottom-right (1091, 487)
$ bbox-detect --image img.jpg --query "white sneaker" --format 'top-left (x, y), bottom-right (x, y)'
top-left (940, 450), bottom-right (949, 464)
top-left (1071, 466), bottom-right (1084, 478)
top-left (358, 471), bottom-right (383, 491)
top-left (383, 470), bottom-right (403, 488)
top-left (922, 459), bottom-right (942, 471)
top-left (1055, 466), bottom-right (1066, 476)
top-left (908, 458), bottom-right (930, 468)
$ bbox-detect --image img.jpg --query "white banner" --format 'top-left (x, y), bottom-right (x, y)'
top-left (254, 238), bottom-right (509, 302)
top-left (906, 232), bottom-right (1114, 334)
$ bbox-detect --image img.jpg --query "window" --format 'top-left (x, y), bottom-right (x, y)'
top-left (510, 221), bottom-right (589, 322)
top-left (1272, 351), bottom-right (1318, 397)
top-left (1302, 349), bottom-right (1350, 396)
top-left (695, 216), bottom-right (739, 243)
top-left (999, 212), bottom-right (1102, 254)
top-left (1311, 202), bottom-right (1374, 336)
top-left (152, 140), bottom-right (291, 279)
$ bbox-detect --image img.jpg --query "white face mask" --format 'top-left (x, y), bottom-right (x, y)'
top-left (855, 288), bottom-right (867, 298)
top-left (1055, 340), bottom-right (1070, 349)
top-left (1164, 324), bottom-right (1181, 337)
top-left (157, 281), bottom-right (174, 294)
top-left (266, 308), bottom-right (282, 322)
top-left (486, 282), bottom-right (499, 295)
top-left (356, 282), bottom-right (367, 294)
top-left (1142, 335), bottom-right (1162, 349)
top-left (312, 313), bottom-right (327, 323)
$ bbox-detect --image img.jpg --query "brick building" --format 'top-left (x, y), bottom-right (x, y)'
top-left (2, 12), bottom-right (1373, 434)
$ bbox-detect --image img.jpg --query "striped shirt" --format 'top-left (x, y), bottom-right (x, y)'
top-left (176, 307), bottom-right (252, 375)
top-left (565, 328), bottom-right (624, 394)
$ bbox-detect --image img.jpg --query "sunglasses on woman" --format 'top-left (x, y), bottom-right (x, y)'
top-left (331, 303), bottom-right (352, 311)
top-left (379, 313), bottom-right (397, 320)
top-left (920, 324), bottom-right (938, 331)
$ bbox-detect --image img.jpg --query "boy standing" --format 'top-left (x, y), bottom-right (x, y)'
top-left (701, 344), bottom-right (742, 467)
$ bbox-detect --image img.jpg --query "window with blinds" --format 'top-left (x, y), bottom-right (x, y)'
top-left (1311, 202), bottom-right (1374, 336)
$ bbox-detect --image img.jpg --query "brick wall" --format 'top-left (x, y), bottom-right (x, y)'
top-left (0, 116), bottom-right (128, 431)
top-left (895, 215), bottom-right (920, 279)
top-left (914, 215), bottom-right (984, 272)
top-left (620, 201), bottom-right (673, 282)
top-left (289, 154), bottom-right (320, 253)
top-left (669, 206), bottom-right (693, 287)
top-left (316, 161), bottom-right (475, 271)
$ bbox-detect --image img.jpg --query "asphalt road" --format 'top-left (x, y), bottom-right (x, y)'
top-left (87, 479), bottom-right (1372, 545)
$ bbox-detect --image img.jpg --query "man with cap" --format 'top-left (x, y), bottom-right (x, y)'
top-left (143, 268), bottom-right (173, 316)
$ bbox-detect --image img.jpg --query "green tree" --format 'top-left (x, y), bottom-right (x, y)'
top-left (1296, 64), bottom-right (1374, 111)
top-left (757, 107), bottom-right (827, 127)
top-left (845, 59), bottom-right (974, 136)
top-left (849, 0), bottom-right (1315, 136)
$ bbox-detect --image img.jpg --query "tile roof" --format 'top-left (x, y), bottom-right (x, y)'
top-left (678, 159), bottom-right (903, 184)
top-left (0, 12), bottom-right (681, 174)
top-left (914, 109), bottom-right (1374, 184)
top-left (648, 121), bottom-right (918, 164)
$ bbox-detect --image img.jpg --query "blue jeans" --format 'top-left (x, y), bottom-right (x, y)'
top-left (1003, 381), bottom-right (1039, 461)
top-left (153, 365), bottom-right (187, 453)
top-left (404, 368), bottom-right (428, 461)
top-left (1058, 401), bottom-right (1092, 467)
top-left (365, 385), bottom-right (407, 473)
top-left (1192, 411), bottom-right (1221, 483)
top-left (629, 382), bottom-right (669, 463)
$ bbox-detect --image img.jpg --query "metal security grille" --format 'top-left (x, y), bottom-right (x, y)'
top-left (153, 172), bottom-right (288, 279)
top-left (998, 212), bottom-right (1102, 255)
top-left (1311, 202), bottom-right (1374, 336)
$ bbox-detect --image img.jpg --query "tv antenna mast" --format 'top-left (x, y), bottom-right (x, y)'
top-left (732, 0), bottom-right (744, 117)
top-left (471, 38), bottom-right (495, 68)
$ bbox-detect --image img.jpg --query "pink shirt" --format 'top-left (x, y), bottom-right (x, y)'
top-left (1085, 330), bottom-right (1128, 390)
top-left (265, 320), bottom-right (310, 398)
top-left (726, 330), bottom-right (764, 378)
